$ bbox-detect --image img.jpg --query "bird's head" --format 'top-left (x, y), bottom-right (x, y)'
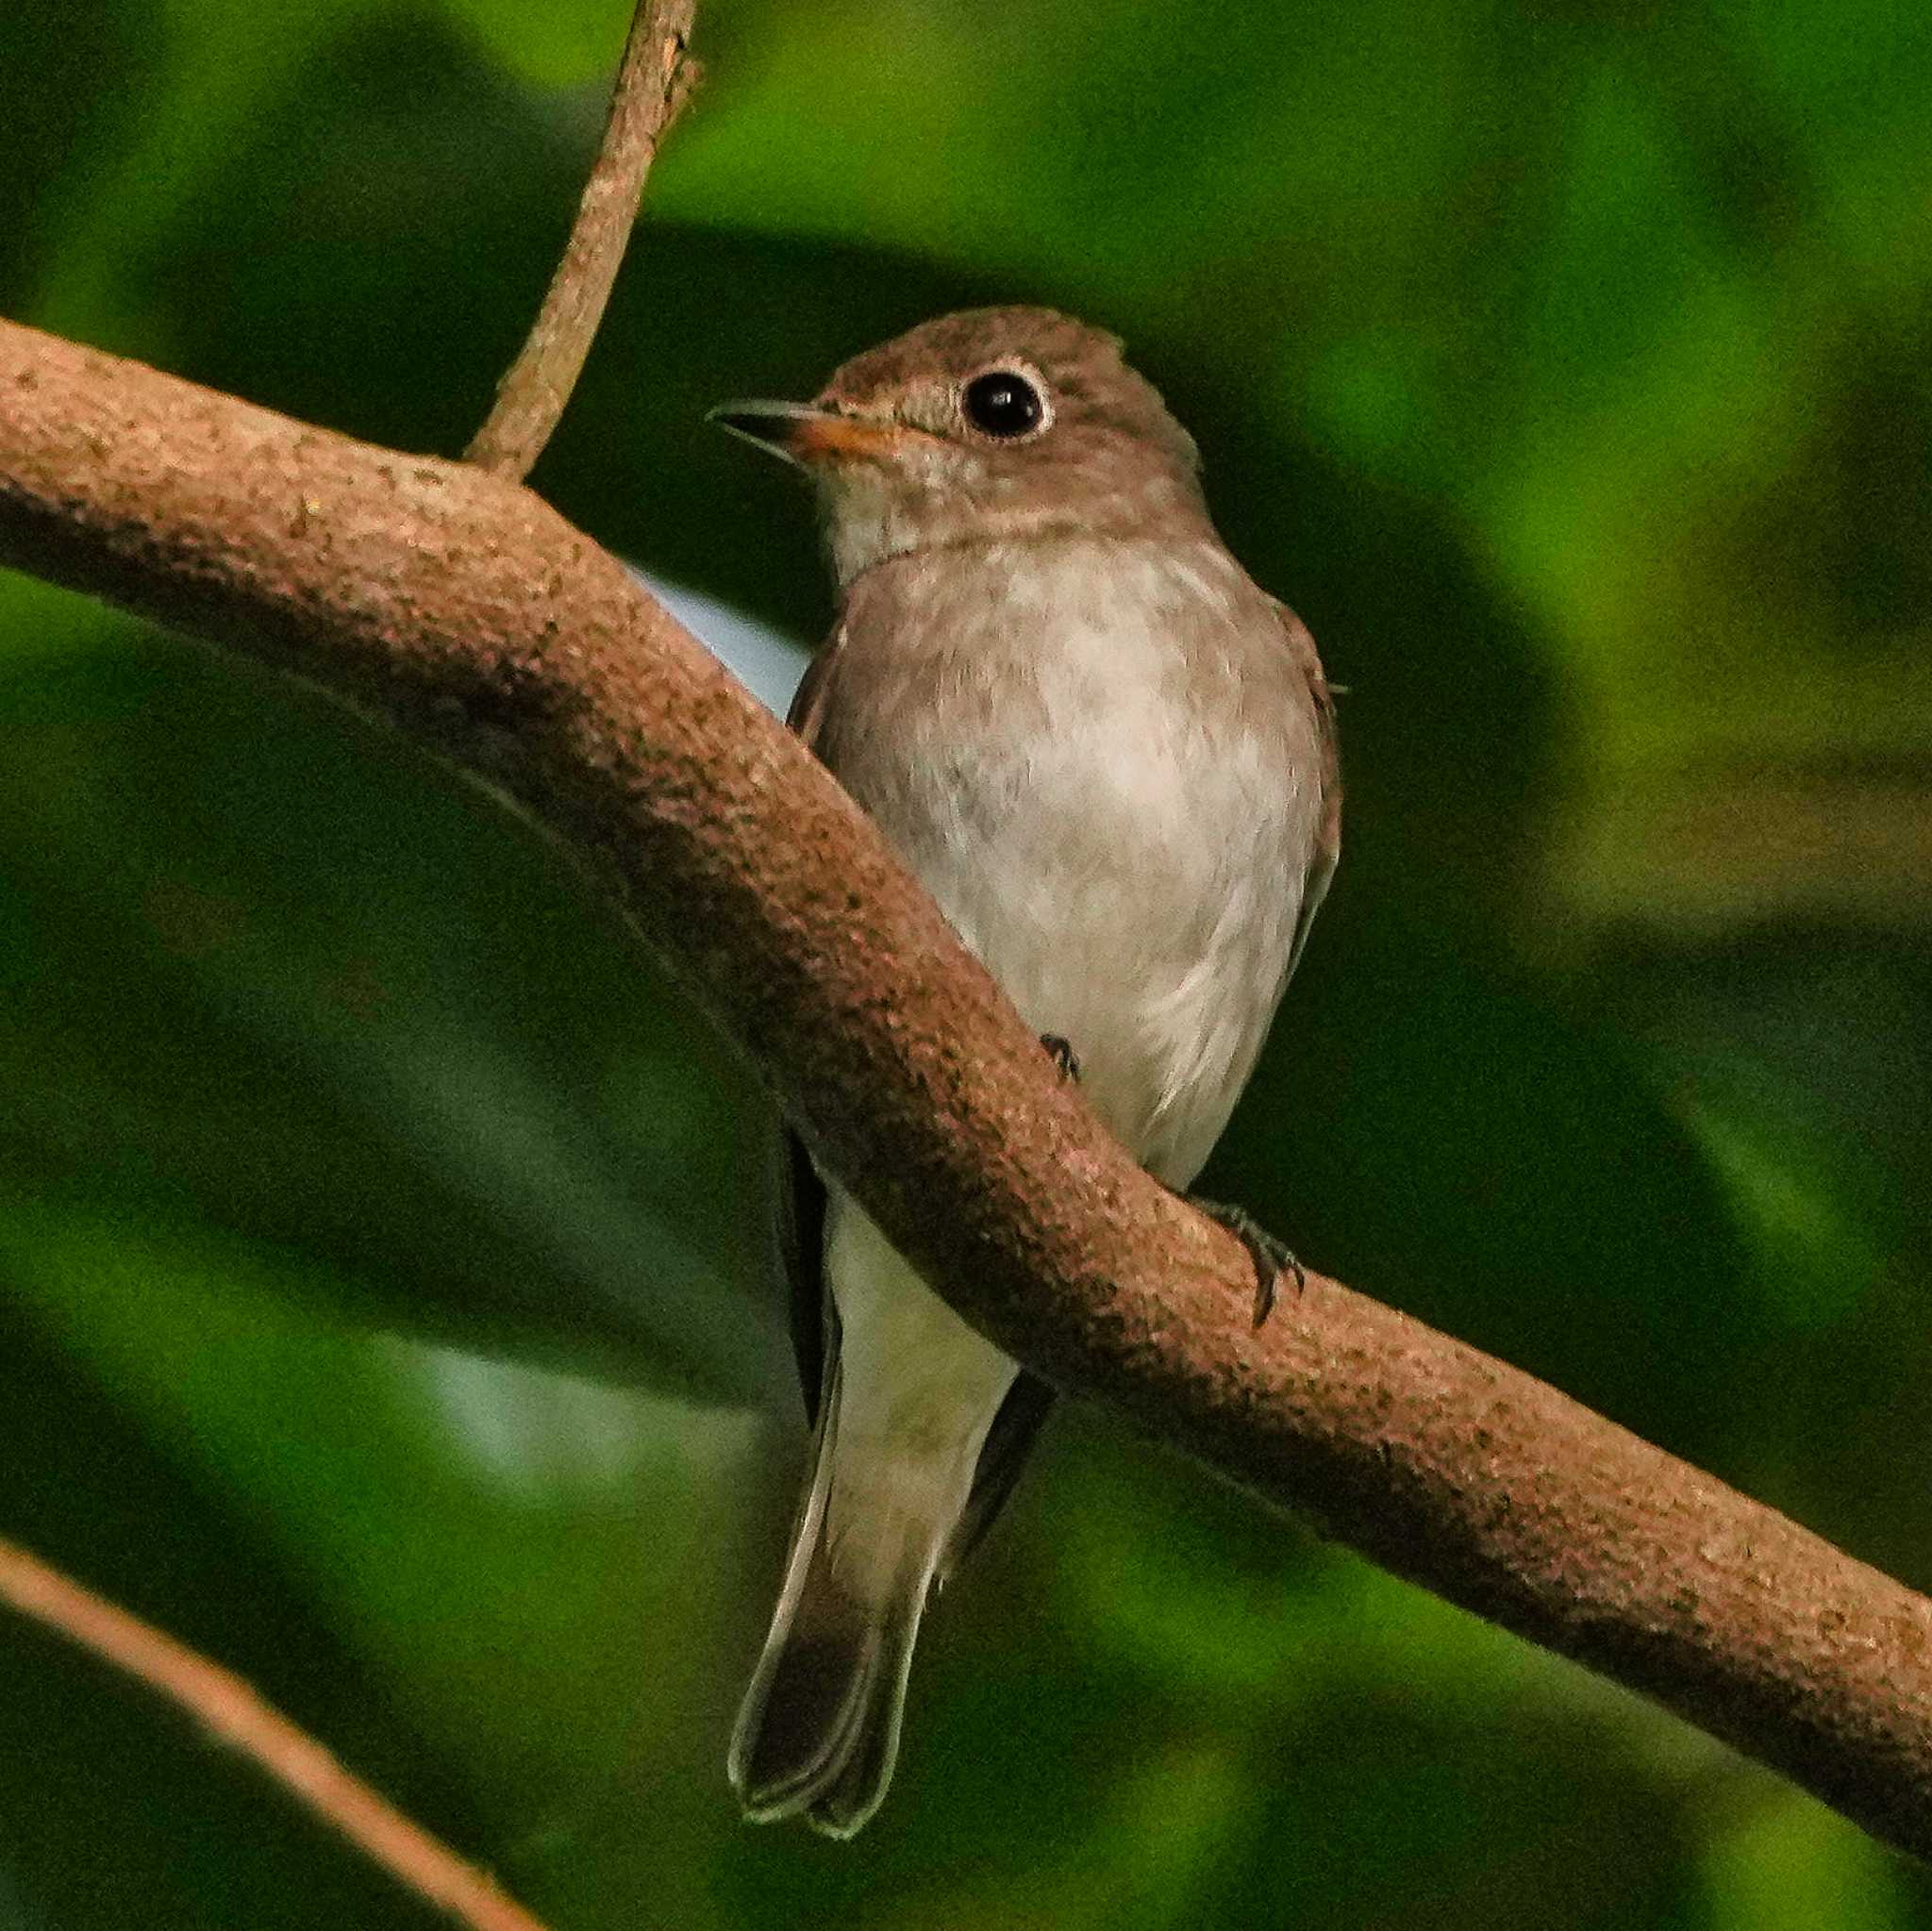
top-left (710, 307), bottom-right (1209, 586)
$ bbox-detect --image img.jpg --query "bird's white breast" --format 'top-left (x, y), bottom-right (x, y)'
top-left (824, 537), bottom-right (1323, 1187)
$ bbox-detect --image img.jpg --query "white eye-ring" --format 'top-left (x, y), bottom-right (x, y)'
top-left (960, 367), bottom-right (1050, 439)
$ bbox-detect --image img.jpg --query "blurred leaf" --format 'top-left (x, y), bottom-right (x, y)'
top-left (1676, 1063), bottom-right (1887, 1326)
top-left (437, 0), bottom-right (632, 88)
top-left (0, 587), bottom-right (778, 1399)
top-left (0, 1257), bottom-right (479, 1930)
top-left (3, 1190), bottom-right (764, 1923)
top-left (1701, 1787), bottom-right (1911, 1931)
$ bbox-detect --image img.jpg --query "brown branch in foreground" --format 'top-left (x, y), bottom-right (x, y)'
top-left (0, 1536), bottom-right (550, 1931)
top-left (464, 0), bottom-right (697, 479)
top-left (3, 317), bottom-right (1932, 1859)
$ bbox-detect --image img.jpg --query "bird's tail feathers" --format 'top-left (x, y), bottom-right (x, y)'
top-left (727, 1365), bottom-right (964, 1839)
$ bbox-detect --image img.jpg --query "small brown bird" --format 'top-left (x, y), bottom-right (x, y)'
top-left (711, 308), bottom-right (1340, 1837)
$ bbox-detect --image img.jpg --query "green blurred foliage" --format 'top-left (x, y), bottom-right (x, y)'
top-left (3, 0), bottom-right (1931, 1923)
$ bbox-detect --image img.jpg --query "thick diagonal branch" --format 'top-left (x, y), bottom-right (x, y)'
top-left (2, 318), bottom-right (1929, 1856)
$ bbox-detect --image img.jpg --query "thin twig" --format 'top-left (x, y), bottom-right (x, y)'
top-left (0, 1536), bottom-right (553, 1931)
top-left (465, 0), bottom-right (698, 479)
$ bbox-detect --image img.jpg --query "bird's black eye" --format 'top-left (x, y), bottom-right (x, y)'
top-left (962, 370), bottom-right (1044, 439)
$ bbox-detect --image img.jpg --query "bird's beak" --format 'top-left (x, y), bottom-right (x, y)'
top-left (707, 399), bottom-right (907, 468)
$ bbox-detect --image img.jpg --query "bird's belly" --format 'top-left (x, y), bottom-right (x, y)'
top-left (885, 719), bottom-right (1299, 1189)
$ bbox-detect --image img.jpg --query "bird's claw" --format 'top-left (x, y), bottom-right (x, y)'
top-left (1188, 1198), bottom-right (1304, 1327)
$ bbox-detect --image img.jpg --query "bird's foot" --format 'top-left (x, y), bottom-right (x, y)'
top-left (1187, 1197), bottom-right (1304, 1327)
top-left (1041, 1034), bottom-right (1081, 1082)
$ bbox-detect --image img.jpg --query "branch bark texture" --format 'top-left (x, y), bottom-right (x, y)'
top-left (3, 318), bottom-right (1929, 1856)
